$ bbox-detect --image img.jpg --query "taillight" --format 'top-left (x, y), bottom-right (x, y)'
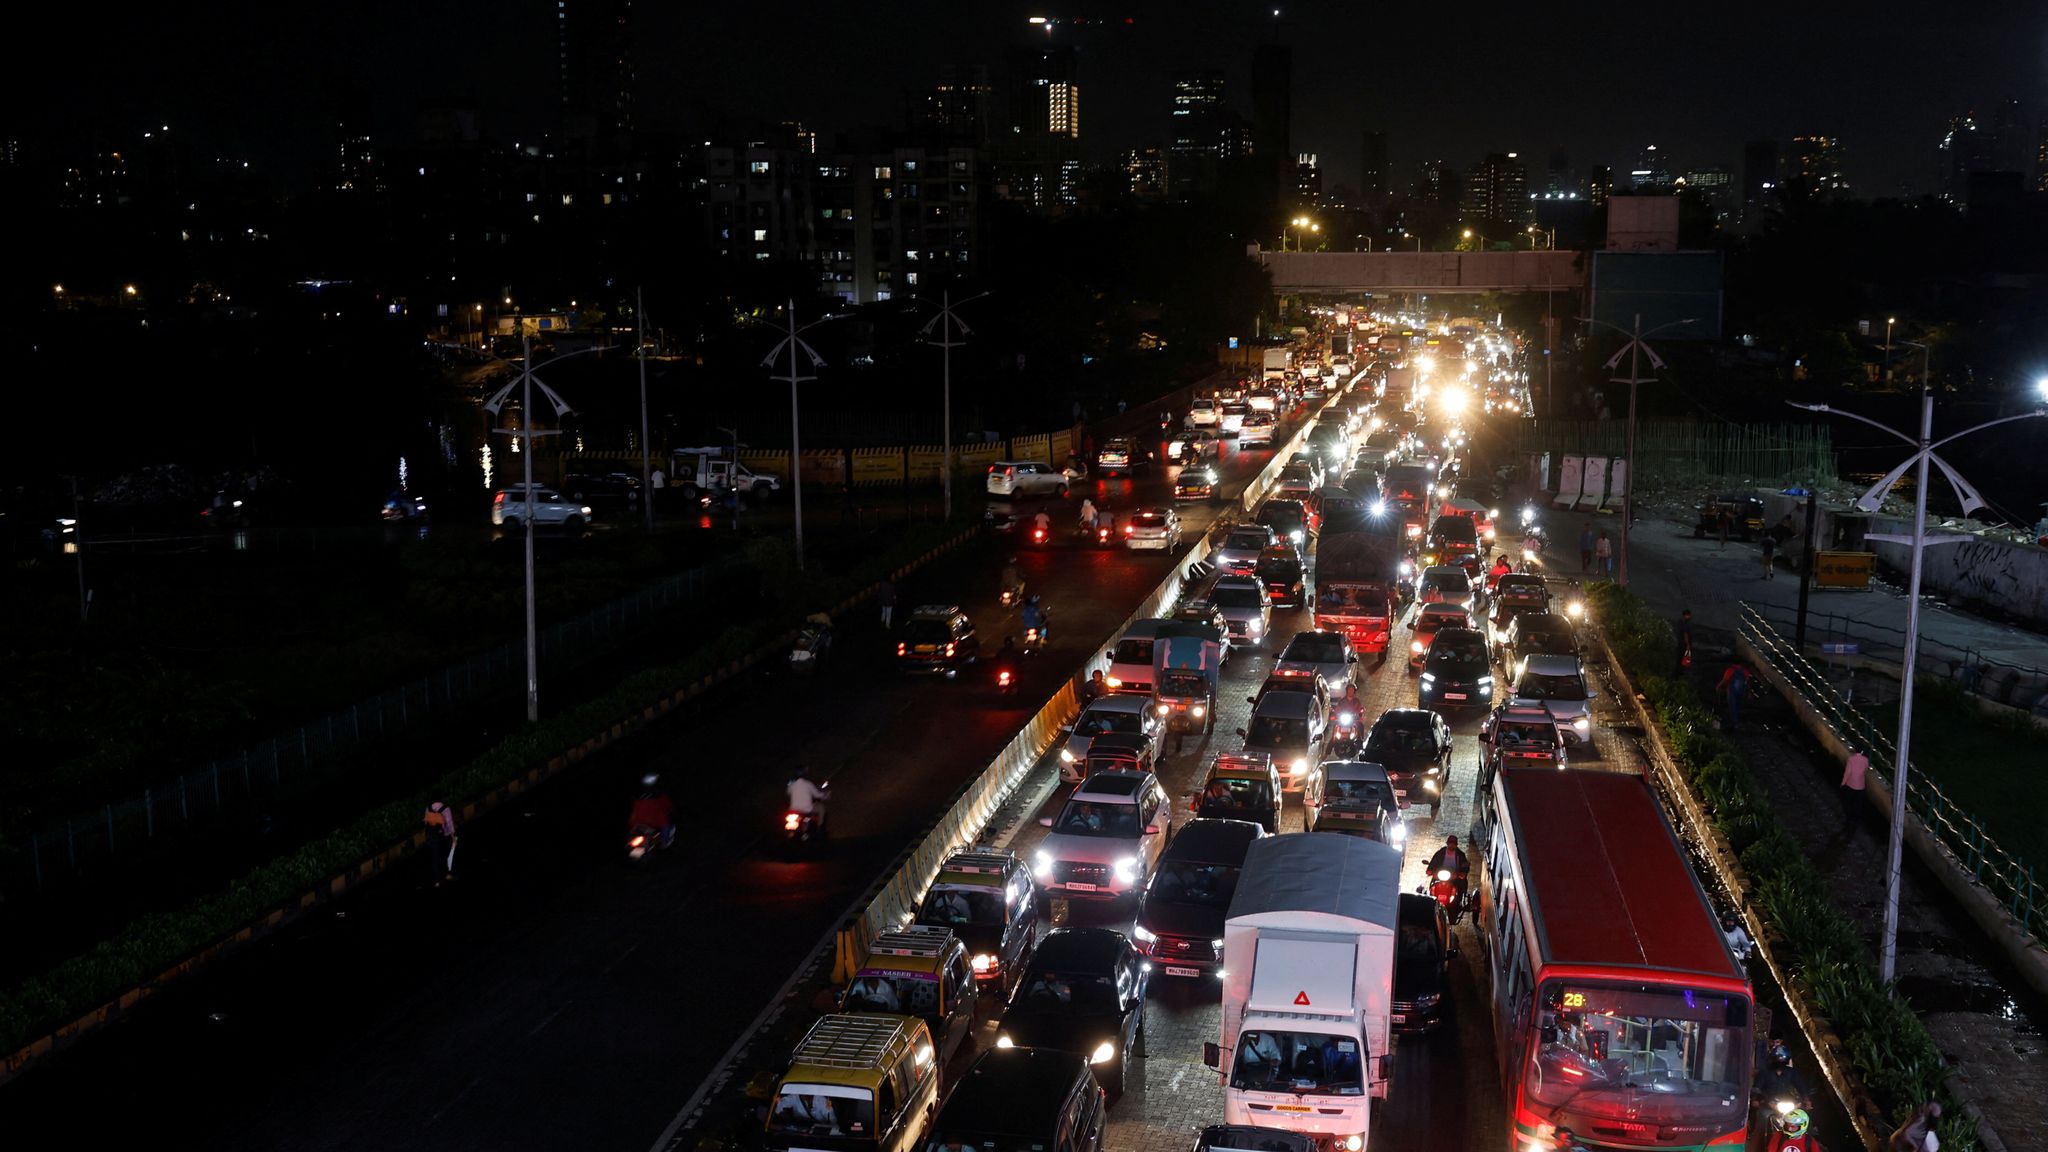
top-left (493, 492), bottom-right (504, 505)
top-left (897, 642), bottom-right (906, 655)
top-left (1124, 524), bottom-right (1134, 534)
top-left (629, 835), bottom-right (646, 848)
top-left (945, 642), bottom-right (955, 656)
top-left (784, 812), bottom-right (801, 831)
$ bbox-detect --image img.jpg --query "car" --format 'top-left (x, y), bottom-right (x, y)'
top-left (1247, 386), bottom-right (1280, 414)
top-left (1187, 397), bottom-right (1222, 428)
top-left (1207, 575), bottom-right (1272, 649)
top-left (1059, 695), bottom-right (1162, 783)
top-left (1480, 701), bottom-right (1569, 777)
top-left (1304, 760), bottom-right (1405, 844)
top-left (1357, 429), bottom-right (1403, 467)
top-left (1362, 707), bottom-right (1453, 815)
top-left (1502, 611), bottom-right (1580, 679)
top-left (1219, 401), bottom-right (1248, 435)
top-left (1211, 525), bottom-right (1277, 574)
top-left (927, 1047), bottom-right (1107, 1152)
top-left (987, 460), bottom-right (1074, 498)
top-left (491, 485), bottom-right (593, 529)
top-left (1305, 424), bottom-right (1350, 472)
top-left (1124, 507), bottom-right (1184, 551)
top-left (915, 846), bottom-right (1040, 997)
top-left (1485, 596), bottom-right (1546, 652)
top-left (1391, 893), bottom-right (1452, 1033)
top-left (1080, 731), bottom-right (1157, 780)
top-left (995, 927), bottom-right (1150, 1094)
top-left (1254, 545), bottom-right (1307, 608)
top-left (896, 604), bottom-right (981, 678)
top-left (1238, 410), bottom-right (1277, 446)
top-left (1033, 771), bottom-right (1174, 906)
top-left (1196, 1127), bottom-right (1318, 1152)
top-left (1168, 428), bottom-right (1221, 466)
top-left (1339, 467), bottom-right (1382, 499)
top-left (1425, 513), bottom-right (1481, 570)
top-left (1174, 465), bottom-right (1220, 502)
top-left (1695, 493), bottom-right (1768, 540)
top-left (1096, 438), bottom-right (1144, 476)
top-left (1189, 753), bottom-right (1282, 832)
top-left (1274, 629), bottom-right (1359, 694)
top-left (1274, 461), bottom-right (1322, 501)
top-left (1407, 602), bottom-right (1474, 670)
top-left (1236, 687), bottom-right (1329, 793)
top-left (1508, 653), bottom-right (1596, 744)
top-left (560, 471), bottom-right (642, 505)
top-left (840, 926), bottom-right (978, 1065)
top-left (1416, 565), bottom-right (1477, 613)
top-left (1492, 572), bottom-right (1549, 609)
top-left (1418, 626), bottom-right (1494, 709)
top-left (1255, 499), bottom-right (1310, 547)
top-left (1133, 818), bottom-right (1266, 977)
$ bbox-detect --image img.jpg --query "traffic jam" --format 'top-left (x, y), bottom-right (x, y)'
top-left (759, 320), bottom-right (1776, 1152)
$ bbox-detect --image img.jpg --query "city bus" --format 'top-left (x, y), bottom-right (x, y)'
top-left (1475, 769), bottom-right (1753, 1152)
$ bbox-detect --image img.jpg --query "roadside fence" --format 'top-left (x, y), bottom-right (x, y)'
top-left (1743, 600), bottom-right (2048, 715)
top-left (1518, 419), bottom-right (1838, 490)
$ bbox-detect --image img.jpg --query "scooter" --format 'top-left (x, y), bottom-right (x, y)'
top-left (783, 784), bottom-right (831, 846)
top-left (996, 663), bottom-right (1018, 694)
top-left (1000, 581), bottom-right (1026, 609)
top-left (1028, 522), bottom-right (1053, 548)
top-left (1427, 868), bottom-right (1470, 925)
top-left (1023, 619), bottom-right (1049, 654)
top-left (1761, 1099), bottom-right (1815, 1152)
top-left (1330, 709), bottom-right (1363, 759)
top-left (626, 823), bottom-right (671, 862)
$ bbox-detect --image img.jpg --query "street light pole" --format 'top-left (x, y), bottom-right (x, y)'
top-left (1790, 344), bottom-right (2046, 983)
top-left (637, 288), bottom-right (654, 533)
top-left (763, 301), bottom-right (832, 570)
top-left (919, 289), bottom-right (992, 523)
top-left (1586, 313), bottom-right (1696, 586)
top-left (1884, 317), bottom-right (1896, 383)
top-left (483, 332), bottom-right (582, 722)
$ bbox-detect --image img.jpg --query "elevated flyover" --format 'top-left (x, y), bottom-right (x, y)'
top-left (1257, 247), bottom-right (1585, 294)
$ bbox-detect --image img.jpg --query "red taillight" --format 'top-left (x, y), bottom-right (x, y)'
top-left (784, 812), bottom-right (801, 831)
top-left (494, 492), bottom-right (505, 505)
top-left (999, 670), bottom-right (1012, 685)
top-left (1124, 524), bottom-right (1134, 534)
top-left (629, 835), bottom-right (647, 849)
top-left (896, 642), bottom-right (906, 655)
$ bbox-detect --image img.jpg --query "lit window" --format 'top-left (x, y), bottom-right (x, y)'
top-left (755, 252), bottom-right (770, 260)
top-left (525, 193), bottom-right (537, 203)
top-left (874, 165), bottom-right (892, 180)
top-left (753, 229), bottom-right (768, 242)
top-left (903, 160), bottom-right (918, 173)
top-left (907, 250), bottom-right (919, 261)
top-left (749, 160), bottom-right (771, 175)
top-left (821, 209), bottom-right (834, 219)
top-left (906, 272), bottom-right (919, 285)
top-left (561, 193), bottom-right (573, 205)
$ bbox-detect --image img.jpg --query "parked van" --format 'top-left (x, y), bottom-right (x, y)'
top-left (765, 1013), bottom-right (939, 1152)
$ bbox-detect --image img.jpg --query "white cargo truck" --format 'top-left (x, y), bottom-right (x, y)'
top-left (669, 447), bottom-right (782, 504)
top-left (1204, 832), bottom-right (1399, 1151)
top-left (1262, 347), bottom-right (1291, 381)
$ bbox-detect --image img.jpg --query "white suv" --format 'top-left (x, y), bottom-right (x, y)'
top-left (1033, 771), bottom-right (1173, 906)
top-left (987, 461), bottom-right (1073, 499)
top-left (1187, 398), bottom-right (1221, 428)
top-left (491, 485), bottom-right (593, 529)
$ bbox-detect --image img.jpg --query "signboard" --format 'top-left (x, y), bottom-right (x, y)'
top-left (1813, 551), bottom-right (1876, 589)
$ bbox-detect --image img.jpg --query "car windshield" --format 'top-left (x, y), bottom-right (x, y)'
top-left (1525, 981), bottom-right (1750, 1133)
top-left (1368, 727), bottom-right (1435, 756)
top-left (1109, 638), bottom-right (1154, 665)
top-left (1231, 1030), bottom-right (1366, 1096)
top-left (1017, 970), bottom-right (1120, 1014)
top-left (1160, 671), bottom-right (1209, 697)
top-left (1149, 860), bottom-right (1243, 908)
top-left (1055, 801), bottom-right (1142, 837)
top-left (1285, 636), bottom-right (1347, 664)
top-left (1199, 774), bottom-right (1274, 812)
top-left (1258, 558), bottom-right (1302, 581)
top-left (1260, 507), bottom-right (1303, 528)
top-left (1225, 531), bottom-right (1269, 551)
top-left (1496, 721), bottom-right (1558, 749)
top-left (1211, 585), bottom-right (1263, 609)
top-left (903, 620), bottom-right (951, 644)
top-left (1246, 715), bottom-right (1308, 748)
top-left (770, 1089), bottom-right (877, 1138)
top-left (1423, 574), bottom-right (1471, 597)
top-left (1518, 673), bottom-right (1588, 701)
top-left (1433, 634), bottom-right (1487, 662)
top-left (920, 887), bottom-right (1005, 927)
top-left (1326, 777), bottom-right (1393, 807)
top-left (1077, 711), bottom-right (1143, 737)
top-left (1318, 586), bottom-right (1390, 615)
top-left (843, 973), bottom-right (941, 1016)
top-left (1414, 613), bottom-right (1460, 634)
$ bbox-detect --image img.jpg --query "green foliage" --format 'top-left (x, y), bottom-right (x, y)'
top-left (1591, 584), bottom-right (1977, 1151)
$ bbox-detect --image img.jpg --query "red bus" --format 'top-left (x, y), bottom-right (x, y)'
top-left (1476, 769), bottom-right (1753, 1152)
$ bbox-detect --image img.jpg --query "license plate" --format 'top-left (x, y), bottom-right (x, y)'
top-left (1166, 966), bottom-right (1201, 978)
top-left (1444, 692), bottom-right (1467, 700)
top-left (1065, 882), bottom-right (1096, 892)
top-left (913, 646), bottom-right (937, 654)
top-left (1392, 1013), bottom-right (1408, 1024)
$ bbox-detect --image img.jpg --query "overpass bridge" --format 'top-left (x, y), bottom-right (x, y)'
top-left (1256, 247), bottom-right (1585, 294)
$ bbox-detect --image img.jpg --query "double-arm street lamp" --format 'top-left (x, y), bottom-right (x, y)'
top-left (1281, 216), bottom-right (1320, 251)
top-left (1461, 228), bottom-right (1490, 251)
top-left (1790, 345), bottom-right (2046, 983)
top-left (1584, 314), bottom-right (1697, 586)
top-left (915, 289), bottom-right (991, 522)
top-left (1525, 225), bottom-right (1556, 249)
top-left (762, 301), bottom-right (846, 571)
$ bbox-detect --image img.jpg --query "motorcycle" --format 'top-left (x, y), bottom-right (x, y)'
top-left (1762, 1099), bottom-right (1814, 1152)
top-left (996, 664), bottom-right (1017, 694)
top-left (626, 823), bottom-right (671, 862)
top-left (1330, 709), bottom-right (1363, 759)
top-left (1028, 521), bottom-right (1053, 548)
top-left (1023, 619), bottom-right (1049, 654)
top-left (783, 783), bottom-right (831, 846)
top-left (789, 619), bottom-right (833, 674)
top-left (1093, 520), bottom-right (1117, 548)
top-left (1000, 580), bottom-right (1026, 609)
top-left (1428, 867), bottom-right (1470, 925)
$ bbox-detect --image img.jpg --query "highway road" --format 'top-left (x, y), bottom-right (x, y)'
top-left (0, 377), bottom-right (1316, 1148)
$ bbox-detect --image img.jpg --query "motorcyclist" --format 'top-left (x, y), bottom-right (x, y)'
top-left (1720, 909), bottom-right (1753, 961)
top-left (787, 765), bottom-right (830, 834)
top-left (993, 636), bottom-right (1021, 688)
top-left (1755, 1037), bottom-right (1811, 1111)
top-left (1333, 680), bottom-right (1363, 730)
top-left (629, 773), bottom-right (676, 848)
top-left (1080, 668), bottom-right (1109, 705)
top-left (1488, 551), bottom-right (1514, 591)
top-left (1078, 498), bottom-right (1098, 534)
top-left (1427, 835), bottom-right (1471, 902)
top-left (1032, 509), bottom-right (1053, 538)
top-left (1021, 596), bottom-right (1048, 644)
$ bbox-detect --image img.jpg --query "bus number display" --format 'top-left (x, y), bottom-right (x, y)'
top-left (1561, 992), bottom-right (1587, 1009)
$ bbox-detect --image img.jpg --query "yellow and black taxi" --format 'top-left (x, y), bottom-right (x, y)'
top-left (913, 846), bottom-right (1040, 997)
top-left (895, 605), bottom-right (979, 678)
top-left (1189, 752), bottom-right (1281, 832)
top-left (1095, 437), bottom-right (1146, 476)
top-left (840, 926), bottom-right (977, 1066)
top-left (926, 1046), bottom-right (1106, 1152)
top-left (1173, 464), bottom-right (1219, 502)
top-left (765, 1013), bottom-right (940, 1152)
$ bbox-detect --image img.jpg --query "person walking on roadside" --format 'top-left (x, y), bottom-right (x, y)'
top-left (1759, 532), bottom-right (1778, 580)
top-left (1676, 609), bottom-right (1694, 673)
top-left (877, 578), bottom-right (897, 629)
top-left (1717, 663), bottom-right (1750, 730)
top-left (1887, 1101), bottom-right (1942, 1152)
top-left (424, 801), bottom-right (458, 887)
top-left (1593, 530), bottom-right (1613, 579)
top-left (1579, 522), bottom-right (1596, 572)
top-left (1839, 749), bottom-right (1870, 836)
top-left (1717, 507), bottom-right (1732, 550)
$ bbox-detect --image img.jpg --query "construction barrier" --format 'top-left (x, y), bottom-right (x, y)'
top-left (906, 446), bottom-right (943, 485)
top-left (850, 448), bottom-right (904, 489)
top-left (1580, 456), bottom-right (1609, 512)
top-left (1049, 429), bottom-right (1073, 464)
top-left (1813, 550), bottom-right (1876, 589)
top-left (1554, 454), bottom-right (1586, 509)
top-left (955, 442), bottom-right (1001, 475)
top-left (1011, 433), bottom-right (1051, 464)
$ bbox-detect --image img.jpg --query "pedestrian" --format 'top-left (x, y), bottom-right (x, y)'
top-left (423, 801), bottom-right (458, 887)
top-left (724, 484), bottom-right (741, 530)
top-left (1579, 523), bottom-right (1596, 572)
top-left (1082, 432), bottom-right (1096, 461)
top-left (1676, 609), bottom-right (1694, 673)
top-left (1840, 749), bottom-right (1869, 836)
top-left (1717, 663), bottom-right (1750, 730)
top-left (1718, 508), bottom-right (1732, 549)
top-left (1593, 530), bottom-right (1613, 579)
top-left (1759, 532), bottom-right (1777, 580)
top-left (1886, 1101), bottom-right (1942, 1152)
top-left (877, 578), bottom-right (896, 628)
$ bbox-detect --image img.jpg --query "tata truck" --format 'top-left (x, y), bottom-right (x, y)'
top-left (1205, 833), bottom-right (1399, 1151)
top-left (1314, 529), bottom-right (1401, 663)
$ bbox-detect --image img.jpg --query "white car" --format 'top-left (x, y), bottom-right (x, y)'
top-left (1239, 411), bottom-right (1277, 446)
top-left (1123, 507), bottom-right (1184, 551)
top-left (1208, 574), bottom-right (1272, 649)
top-left (491, 485), bottom-right (593, 529)
top-left (1187, 398), bottom-right (1221, 428)
top-left (1058, 695), bottom-right (1161, 783)
top-left (1509, 653), bottom-right (1596, 745)
top-left (1033, 771), bottom-right (1173, 905)
top-left (1219, 402), bottom-right (1247, 435)
top-left (986, 461), bottom-right (1073, 498)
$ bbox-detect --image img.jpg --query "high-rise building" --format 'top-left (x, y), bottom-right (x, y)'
top-left (1008, 45), bottom-right (1081, 141)
top-left (1359, 130), bottom-right (1389, 207)
top-left (1168, 70), bottom-right (1227, 194)
top-left (1943, 102), bottom-right (2032, 205)
top-left (1252, 44), bottom-right (1292, 206)
top-left (557, 0), bottom-right (635, 143)
top-left (1741, 139), bottom-right (1779, 219)
top-left (1294, 153), bottom-right (1322, 209)
top-left (1461, 152), bottom-right (1528, 226)
top-left (1678, 166), bottom-right (1733, 222)
top-left (2036, 120), bottom-right (2048, 193)
top-left (1122, 148), bottom-right (1170, 198)
top-left (1588, 165), bottom-right (1613, 207)
top-left (1544, 147), bottom-right (1572, 195)
top-left (909, 66), bottom-right (993, 147)
top-left (61, 151), bottom-right (130, 209)
top-left (1787, 135), bottom-right (1847, 200)
top-left (1628, 144), bottom-right (1672, 190)
top-left (813, 146), bottom-right (987, 304)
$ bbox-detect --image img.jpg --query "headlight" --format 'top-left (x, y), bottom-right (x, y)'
top-left (1034, 850), bottom-right (1053, 877)
top-left (1105, 675), bottom-right (1123, 689)
top-left (995, 1034), bottom-right (1016, 1049)
top-left (1248, 621), bottom-right (1263, 635)
top-left (1566, 601), bottom-right (1585, 619)
top-left (1131, 923), bottom-right (1157, 944)
top-left (1089, 1040), bottom-right (1117, 1065)
top-left (1425, 777), bottom-right (1440, 793)
top-left (1415, 992), bottom-right (1441, 1008)
top-left (1113, 857), bottom-right (1140, 884)
top-left (1290, 758), bottom-right (1309, 776)
top-left (1338, 711), bottom-right (1356, 726)
top-left (1060, 749), bottom-right (1077, 763)
top-left (1489, 509), bottom-right (1500, 519)
top-left (1157, 704), bottom-right (1170, 716)
top-left (1212, 938), bottom-right (1225, 953)
top-left (1573, 716), bottom-right (1591, 732)
top-left (1342, 1136), bottom-right (1364, 1152)
top-left (1411, 641), bottom-right (1425, 654)
top-left (971, 953), bottom-right (996, 973)
top-left (1390, 821), bottom-right (1408, 843)
top-left (1291, 529), bottom-right (1304, 543)
top-left (1192, 704), bottom-right (1206, 717)
top-left (580, 505), bottom-right (593, 515)
top-left (1419, 672), bottom-right (1436, 684)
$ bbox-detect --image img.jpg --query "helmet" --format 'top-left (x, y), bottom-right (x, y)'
top-left (1720, 910), bottom-right (1740, 931)
top-left (641, 773), bottom-right (660, 789)
top-left (1776, 1107), bottom-right (1811, 1138)
top-left (1770, 1039), bottom-right (1791, 1065)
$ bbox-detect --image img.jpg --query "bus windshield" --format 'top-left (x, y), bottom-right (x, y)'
top-left (1524, 980), bottom-right (1750, 1133)
top-left (1230, 1030), bottom-right (1367, 1096)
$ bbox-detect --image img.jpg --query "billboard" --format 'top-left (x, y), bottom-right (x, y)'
top-left (1589, 251), bottom-right (1723, 340)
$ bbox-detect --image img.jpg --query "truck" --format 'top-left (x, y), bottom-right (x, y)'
top-left (669, 447), bottom-right (782, 504)
top-left (1204, 833), bottom-right (1400, 1151)
top-left (1328, 330), bottom-right (1351, 357)
top-left (1380, 364), bottom-right (1416, 409)
top-left (1314, 528), bottom-right (1402, 661)
top-left (1151, 620), bottom-right (1225, 743)
top-left (1262, 347), bottom-right (1291, 381)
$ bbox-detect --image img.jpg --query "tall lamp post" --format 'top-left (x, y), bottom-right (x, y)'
top-left (917, 289), bottom-right (992, 522)
top-left (483, 333), bottom-right (590, 722)
top-left (1790, 344), bottom-right (2046, 983)
top-left (1282, 216), bottom-right (1319, 251)
top-left (637, 288), bottom-right (655, 533)
top-left (1461, 228), bottom-right (1490, 251)
top-left (1584, 314), bottom-right (1697, 586)
top-left (1883, 316), bottom-right (1896, 382)
top-left (762, 301), bottom-right (836, 571)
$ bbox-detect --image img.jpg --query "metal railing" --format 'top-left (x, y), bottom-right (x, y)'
top-left (1518, 419), bottom-right (1838, 489)
top-left (6, 563), bottom-right (718, 899)
top-left (1737, 604), bottom-right (2045, 945)
top-left (1743, 600), bottom-right (2048, 715)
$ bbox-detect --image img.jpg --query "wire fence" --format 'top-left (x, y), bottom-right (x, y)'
top-left (1743, 600), bottom-right (2048, 715)
top-left (1738, 604), bottom-right (2046, 947)
top-left (1518, 420), bottom-right (1839, 490)
top-left (6, 564), bottom-right (716, 900)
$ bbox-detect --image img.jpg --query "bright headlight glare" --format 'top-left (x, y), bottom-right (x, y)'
top-left (1290, 758), bottom-right (1308, 776)
top-left (1131, 924), bottom-right (1157, 944)
top-left (1113, 857), bottom-right (1139, 883)
top-left (1060, 749), bottom-right (1076, 763)
top-left (1089, 1041), bottom-right (1116, 1065)
top-left (1573, 717), bottom-right (1590, 731)
top-left (1390, 821), bottom-right (1407, 842)
top-left (1157, 704), bottom-right (1170, 715)
top-left (1033, 851), bottom-right (1053, 876)
top-left (996, 1034), bottom-right (1016, 1049)
top-left (971, 953), bottom-right (995, 972)
top-left (1338, 711), bottom-right (1356, 726)
top-left (1192, 704), bottom-right (1206, 717)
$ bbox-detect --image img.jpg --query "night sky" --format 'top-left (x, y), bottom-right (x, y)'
top-left (30, 0), bottom-right (2045, 198)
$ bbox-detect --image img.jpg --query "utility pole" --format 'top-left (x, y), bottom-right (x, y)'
top-left (637, 288), bottom-right (654, 533)
top-left (1592, 313), bottom-right (1696, 587)
top-left (763, 301), bottom-right (829, 570)
top-left (919, 289), bottom-right (991, 523)
top-left (69, 476), bottom-right (89, 623)
top-left (1793, 489), bottom-right (1818, 651)
top-left (484, 332), bottom-right (579, 722)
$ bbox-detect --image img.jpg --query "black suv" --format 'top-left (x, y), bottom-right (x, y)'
top-left (560, 472), bottom-right (643, 504)
top-left (897, 605), bottom-right (980, 677)
top-left (1363, 707), bottom-right (1453, 816)
top-left (1392, 892), bottom-right (1452, 1033)
top-left (1255, 544), bottom-right (1307, 608)
top-left (1419, 627), bottom-right (1494, 711)
top-left (1134, 818), bottom-right (1265, 978)
top-left (1255, 499), bottom-right (1310, 547)
top-left (930, 1048), bottom-right (1107, 1152)
top-left (997, 928), bottom-right (1150, 1095)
